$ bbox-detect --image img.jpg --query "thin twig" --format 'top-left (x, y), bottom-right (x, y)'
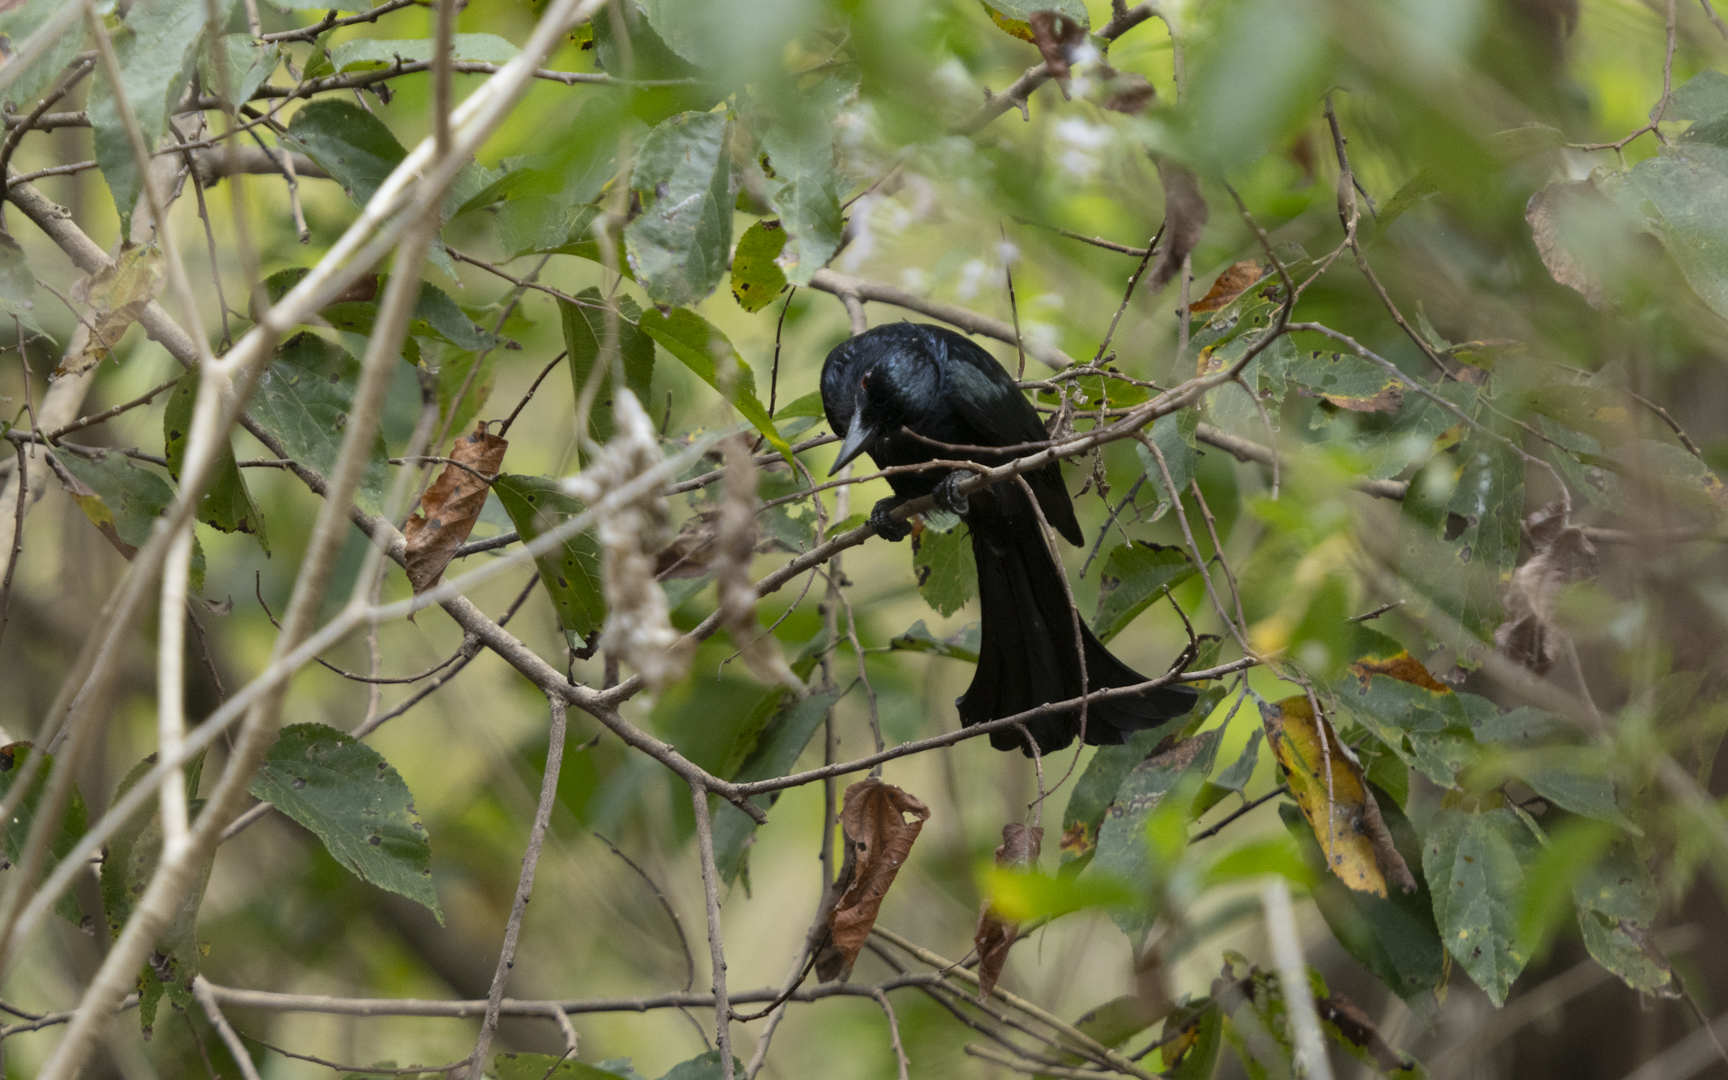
top-left (592, 832), bottom-right (698, 992)
top-left (192, 977), bottom-right (264, 1080)
top-left (469, 698), bottom-right (569, 1079)
top-left (688, 779), bottom-right (737, 1080)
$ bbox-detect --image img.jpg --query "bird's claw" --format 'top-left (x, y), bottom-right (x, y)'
top-left (934, 471), bottom-right (971, 517)
top-left (868, 497), bottom-right (912, 542)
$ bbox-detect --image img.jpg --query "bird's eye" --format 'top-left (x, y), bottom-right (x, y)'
top-left (860, 370), bottom-right (873, 391)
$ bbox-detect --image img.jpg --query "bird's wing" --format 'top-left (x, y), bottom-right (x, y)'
top-left (931, 329), bottom-right (1083, 544)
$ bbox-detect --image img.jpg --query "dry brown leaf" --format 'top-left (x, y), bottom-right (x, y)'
top-left (1189, 260), bottom-right (1265, 314)
top-left (403, 424), bottom-right (508, 593)
top-left (1148, 162), bottom-right (1207, 295)
top-left (716, 435), bottom-right (800, 689)
top-left (1259, 694), bottom-right (1415, 896)
top-left (974, 822), bottom-right (1042, 999)
top-left (1316, 991), bottom-right (1413, 1073)
top-left (1494, 500), bottom-right (1599, 673)
top-left (815, 779), bottom-right (931, 982)
top-left (1027, 11), bottom-right (1086, 92)
top-left (1098, 65), bottom-right (1156, 114)
top-left (60, 244), bottom-right (166, 376)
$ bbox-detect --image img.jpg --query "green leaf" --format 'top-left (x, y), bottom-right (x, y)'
top-left (1091, 542), bottom-right (1194, 645)
top-left (658, 1051), bottom-right (746, 1080)
top-left (249, 723), bottom-right (443, 922)
top-left (103, 755), bottom-right (210, 1035)
top-left (0, 743), bottom-right (89, 925)
top-left (888, 618), bottom-right (980, 663)
top-left (759, 109), bottom-right (842, 286)
top-left (1058, 715), bottom-right (1194, 872)
top-left (1374, 171), bottom-right (1439, 238)
top-left (0, 0), bottom-right (89, 109)
top-left (0, 233), bottom-right (49, 342)
top-left (1093, 732), bottom-right (1219, 939)
top-left (163, 369), bottom-right (268, 554)
top-left (1281, 797), bottom-right (1444, 1002)
top-left (625, 110), bottom-right (734, 306)
top-left (1668, 69), bottom-right (1728, 122)
top-left (249, 332), bottom-right (390, 514)
top-left (1517, 748), bottom-right (1638, 833)
top-left (1279, 348), bottom-right (1405, 413)
top-left (200, 34), bottom-right (279, 109)
top-left (1195, 728), bottom-right (1263, 816)
top-left (774, 390), bottom-right (825, 420)
top-left (1400, 429), bottom-right (1521, 645)
top-left (981, 0), bottom-right (1090, 37)
top-left (731, 219), bottom-right (789, 312)
top-left (282, 98), bottom-right (405, 208)
top-left (87, 0), bottom-right (222, 227)
top-left (1570, 831), bottom-right (1676, 996)
top-left (1599, 143), bottom-right (1728, 323)
top-left (983, 865), bottom-right (1140, 921)
top-left (636, 307), bottom-right (791, 461)
top-left (911, 517), bottom-right (975, 616)
top-left (1331, 662), bottom-right (1476, 788)
top-left (495, 1054), bottom-right (641, 1080)
top-left (491, 474), bottom-right (606, 644)
top-left (1423, 805), bottom-right (1542, 1005)
top-left (1135, 414), bottom-right (1196, 522)
top-left (561, 287), bottom-right (656, 447)
top-left (435, 346), bottom-right (496, 439)
top-left (59, 450), bottom-right (206, 593)
top-left (713, 686), bottom-right (841, 888)
top-left (328, 33), bottom-right (518, 73)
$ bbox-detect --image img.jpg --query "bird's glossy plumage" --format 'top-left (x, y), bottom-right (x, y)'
top-left (820, 323), bottom-right (1197, 755)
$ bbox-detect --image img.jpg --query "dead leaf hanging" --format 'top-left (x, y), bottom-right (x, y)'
top-left (1494, 500), bottom-right (1599, 674)
top-left (403, 425), bottom-right (508, 594)
top-left (1148, 162), bottom-right (1208, 296)
top-left (1259, 694), bottom-right (1414, 896)
top-left (60, 244), bottom-right (166, 376)
top-left (974, 822), bottom-right (1042, 999)
top-left (815, 779), bottom-right (931, 982)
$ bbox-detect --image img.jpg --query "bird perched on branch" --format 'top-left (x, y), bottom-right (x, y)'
top-left (820, 322), bottom-right (1197, 755)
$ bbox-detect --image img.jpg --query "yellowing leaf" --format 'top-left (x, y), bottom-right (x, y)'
top-left (1259, 694), bottom-right (1414, 897)
top-left (62, 244), bottom-right (165, 375)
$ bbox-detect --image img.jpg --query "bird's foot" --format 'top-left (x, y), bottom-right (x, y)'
top-left (933, 471), bottom-right (971, 517)
top-left (868, 496), bottom-right (912, 541)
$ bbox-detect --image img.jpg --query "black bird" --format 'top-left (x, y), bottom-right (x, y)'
top-left (821, 323), bottom-right (1197, 756)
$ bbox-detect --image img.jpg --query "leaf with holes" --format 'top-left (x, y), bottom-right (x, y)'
top-left (1092, 541), bottom-right (1194, 644)
top-left (911, 517), bottom-right (975, 616)
top-left (249, 723), bottom-right (442, 922)
top-left (760, 109), bottom-right (842, 286)
top-left (1423, 804), bottom-right (1542, 1005)
top-left (249, 333), bottom-right (390, 513)
top-left (731, 219), bottom-right (789, 312)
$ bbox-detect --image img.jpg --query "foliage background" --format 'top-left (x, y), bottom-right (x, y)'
top-left (2, 0), bottom-right (1728, 1077)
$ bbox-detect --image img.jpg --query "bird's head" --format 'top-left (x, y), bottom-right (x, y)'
top-left (820, 325), bottom-right (942, 476)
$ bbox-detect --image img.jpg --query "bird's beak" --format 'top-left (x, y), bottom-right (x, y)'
top-left (829, 411), bottom-right (875, 476)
